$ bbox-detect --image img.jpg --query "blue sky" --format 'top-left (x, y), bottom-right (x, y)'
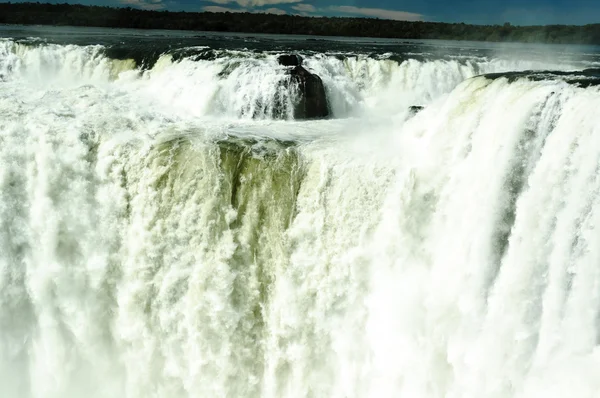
top-left (13, 0), bottom-right (600, 25)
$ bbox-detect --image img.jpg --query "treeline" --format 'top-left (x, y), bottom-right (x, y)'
top-left (2, 2), bottom-right (600, 45)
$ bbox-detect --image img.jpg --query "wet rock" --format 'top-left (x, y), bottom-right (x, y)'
top-left (277, 54), bottom-right (303, 67)
top-left (409, 106), bottom-right (424, 115)
top-left (273, 54), bottom-right (329, 119)
top-left (483, 68), bottom-right (600, 88)
top-left (289, 65), bottom-right (329, 119)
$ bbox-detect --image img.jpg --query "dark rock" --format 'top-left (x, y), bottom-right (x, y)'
top-left (289, 65), bottom-right (329, 119)
top-left (483, 68), bottom-right (600, 88)
top-left (409, 106), bottom-right (424, 115)
top-left (278, 54), bottom-right (303, 67)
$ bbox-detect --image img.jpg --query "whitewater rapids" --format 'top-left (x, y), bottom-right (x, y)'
top-left (1, 30), bottom-right (600, 398)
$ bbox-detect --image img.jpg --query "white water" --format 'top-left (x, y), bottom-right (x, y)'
top-left (1, 39), bottom-right (600, 398)
top-left (0, 40), bottom-right (583, 118)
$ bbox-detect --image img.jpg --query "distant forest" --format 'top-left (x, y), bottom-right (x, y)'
top-left (2, 2), bottom-right (600, 45)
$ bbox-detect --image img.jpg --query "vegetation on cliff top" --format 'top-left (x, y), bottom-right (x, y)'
top-left (2, 2), bottom-right (600, 44)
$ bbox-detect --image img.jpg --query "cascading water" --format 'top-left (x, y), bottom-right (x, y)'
top-left (2, 26), bottom-right (600, 398)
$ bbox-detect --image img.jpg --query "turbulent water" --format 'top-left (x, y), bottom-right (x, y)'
top-left (2, 25), bottom-right (600, 398)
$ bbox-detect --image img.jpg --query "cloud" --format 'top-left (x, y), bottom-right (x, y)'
top-left (206, 0), bottom-right (301, 7)
top-left (329, 6), bottom-right (422, 21)
top-left (119, 0), bottom-right (165, 10)
top-left (291, 3), bottom-right (316, 13)
top-left (202, 5), bottom-right (245, 12)
top-left (263, 7), bottom-right (286, 15)
top-left (202, 5), bottom-right (286, 15)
